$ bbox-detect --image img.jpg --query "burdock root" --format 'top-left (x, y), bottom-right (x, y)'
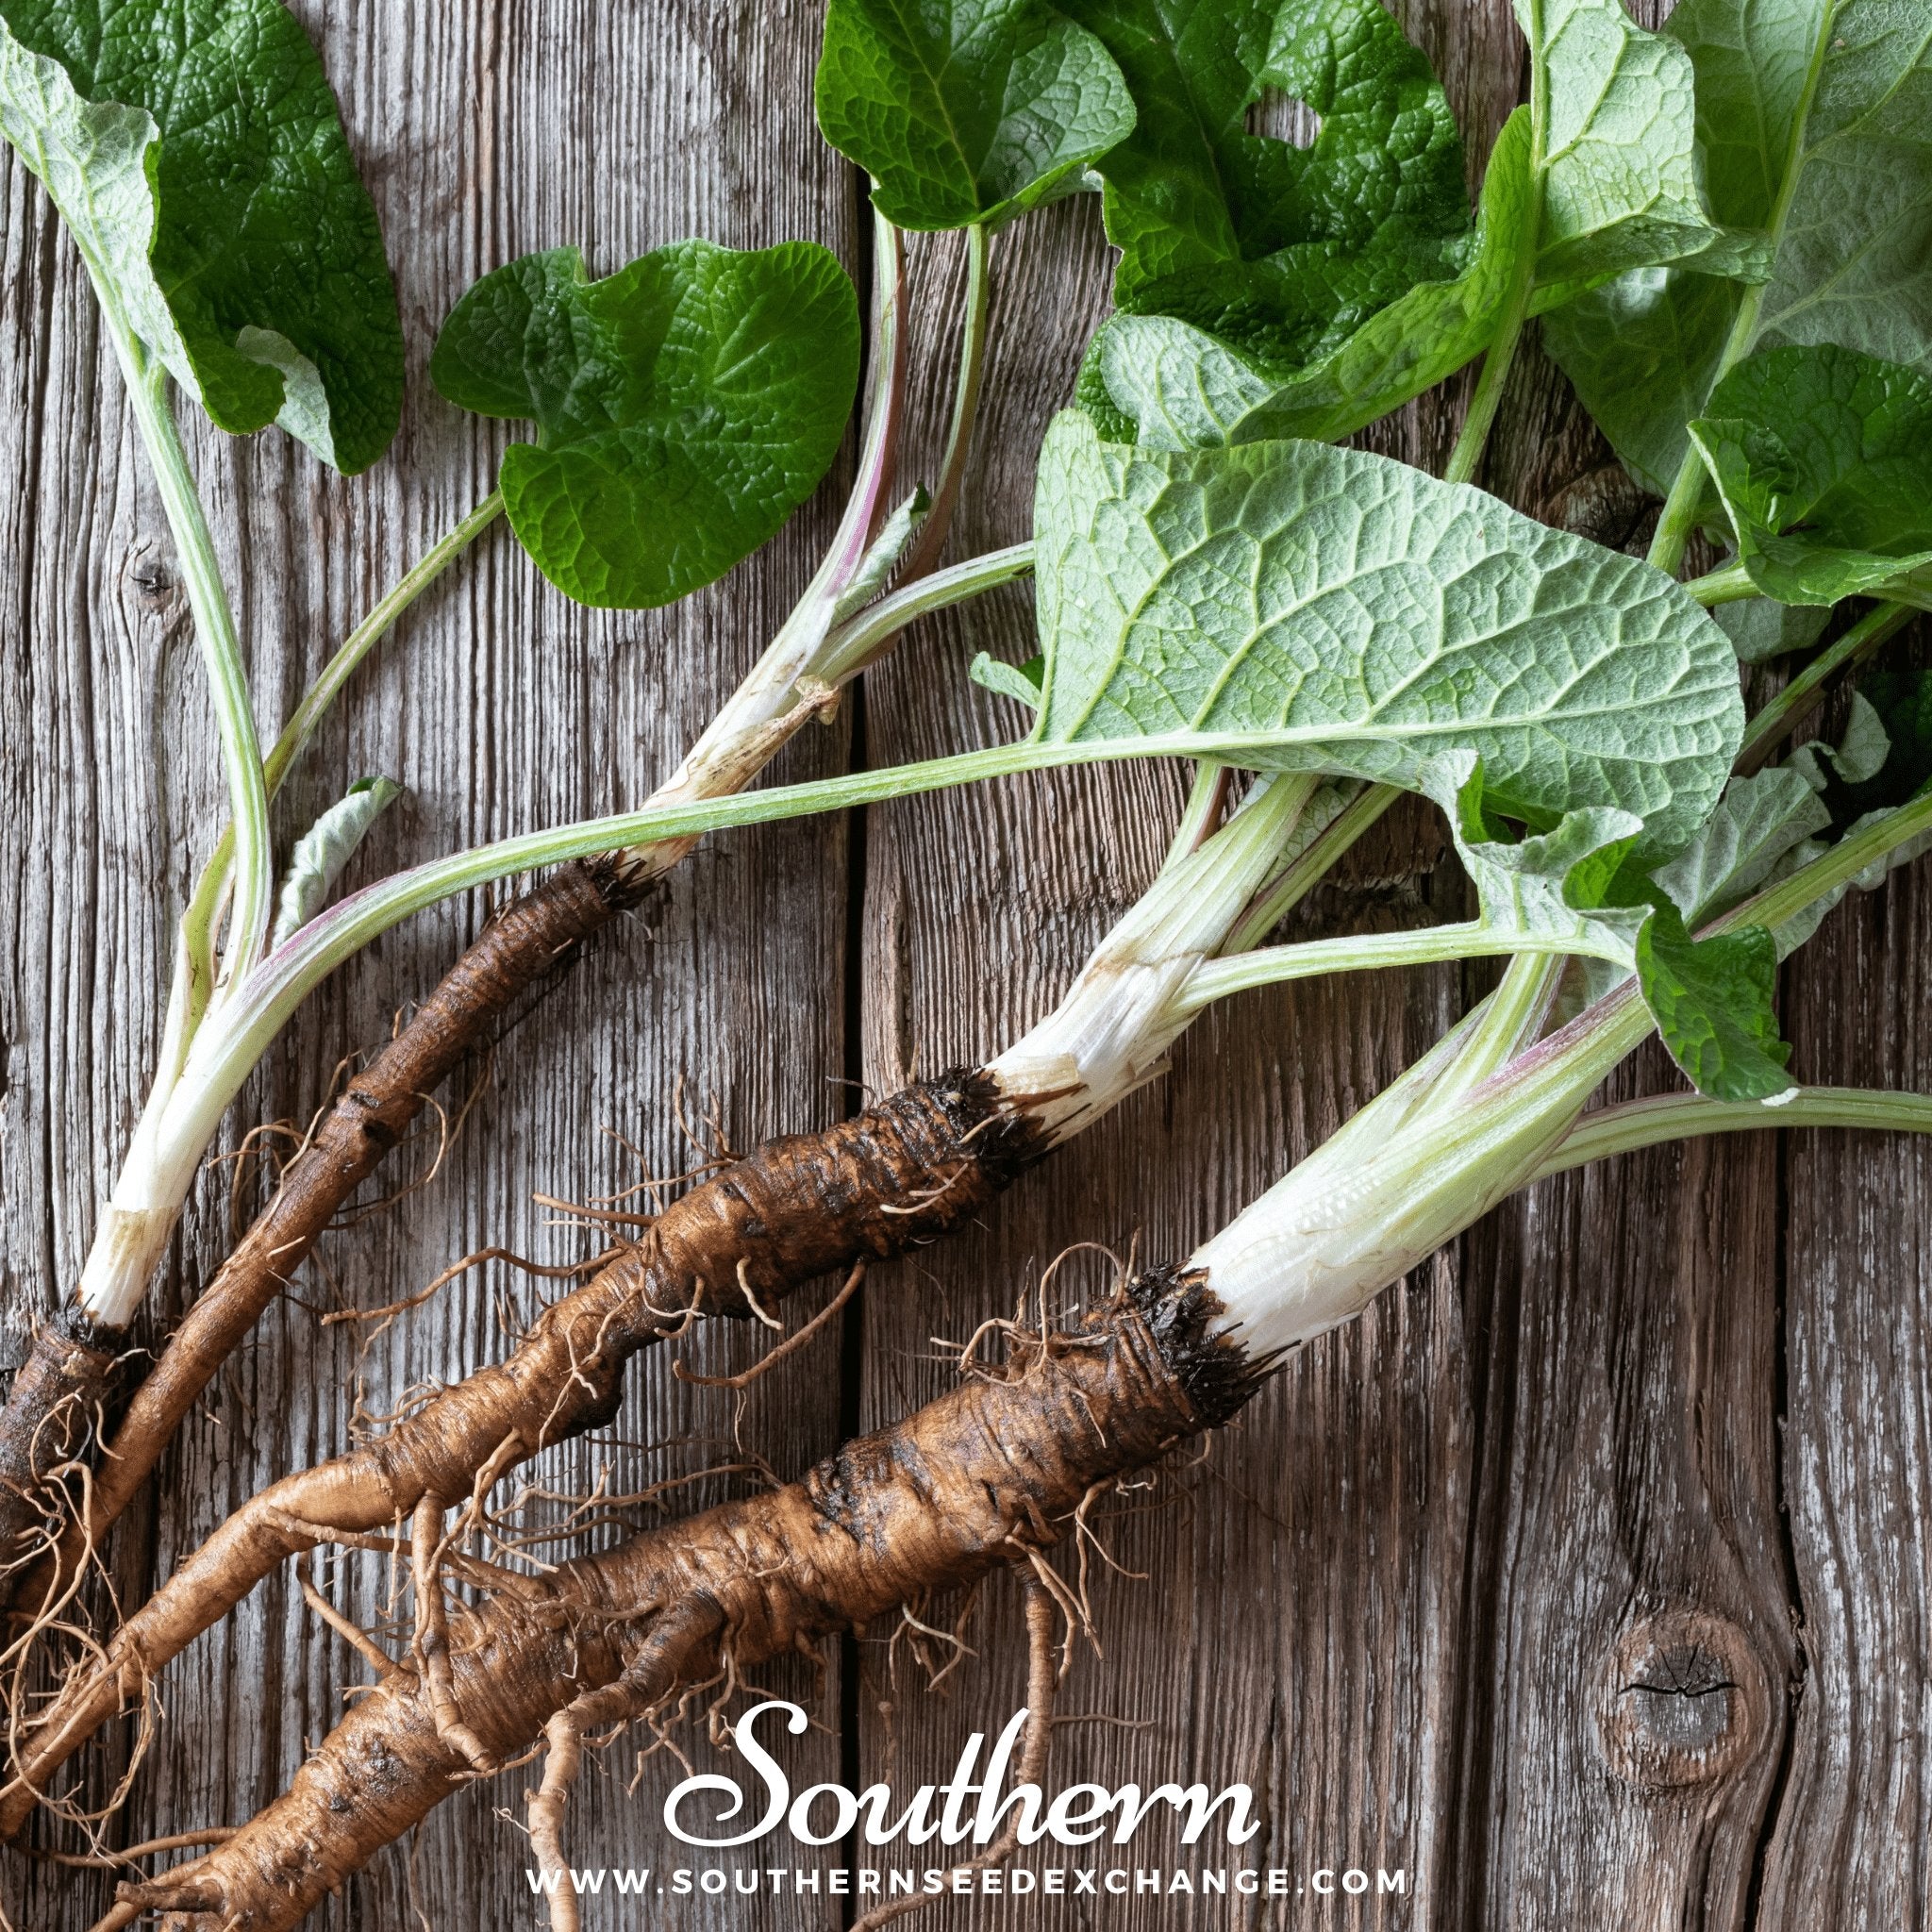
top-left (113, 1272), bottom-right (1247, 1929)
top-left (0, 858), bottom-right (635, 1607)
top-left (0, 1072), bottom-right (1042, 1836)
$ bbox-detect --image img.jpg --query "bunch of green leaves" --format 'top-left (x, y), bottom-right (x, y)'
top-left (0, 0), bottom-right (404, 472)
top-left (1548, 0), bottom-right (1932, 498)
top-left (431, 242), bottom-right (861, 608)
top-left (1073, 0), bottom-right (1765, 450)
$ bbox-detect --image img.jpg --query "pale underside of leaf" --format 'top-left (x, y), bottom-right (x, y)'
top-left (1546, 0), bottom-right (1932, 498)
top-left (1523, 0), bottom-right (1770, 304)
top-left (1031, 413), bottom-right (1741, 855)
top-left (272, 777), bottom-right (403, 948)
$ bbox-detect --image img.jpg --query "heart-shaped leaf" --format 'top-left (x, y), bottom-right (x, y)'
top-left (0, 0), bottom-right (404, 474)
top-left (1690, 344), bottom-right (1932, 608)
top-left (1030, 411), bottom-right (1741, 856)
top-left (432, 241), bottom-right (860, 610)
top-left (815, 0), bottom-right (1135, 230)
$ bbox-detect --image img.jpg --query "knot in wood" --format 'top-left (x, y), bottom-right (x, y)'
top-left (1591, 1607), bottom-right (1770, 1790)
top-left (124, 541), bottom-right (184, 621)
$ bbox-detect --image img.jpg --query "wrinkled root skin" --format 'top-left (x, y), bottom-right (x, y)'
top-left (0, 861), bottom-right (636, 1622)
top-left (125, 1283), bottom-right (1225, 1929)
top-left (0, 1311), bottom-right (118, 1580)
top-left (0, 1073), bottom-right (1043, 1839)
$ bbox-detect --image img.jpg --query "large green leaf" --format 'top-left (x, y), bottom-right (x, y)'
top-left (1083, 107), bottom-right (1534, 448)
top-left (1521, 0), bottom-right (1768, 308)
top-left (1548, 0), bottom-right (1932, 497)
top-left (1030, 412), bottom-right (1741, 854)
top-left (815, 0), bottom-right (1134, 230)
top-left (1064, 0), bottom-right (1472, 373)
top-left (0, 0), bottom-right (403, 474)
top-left (431, 242), bottom-right (860, 610)
top-left (1690, 343), bottom-right (1932, 608)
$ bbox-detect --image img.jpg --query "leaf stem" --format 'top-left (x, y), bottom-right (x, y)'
top-left (1442, 188), bottom-right (1540, 489)
top-left (1722, 786), bottom-right (1932, 940)
top-left (1685, 560), bottom-right (1757, 607)
top-left (188, 492), bottom-right (508, 939)
top-left (1439, 950), bottom-right (1569, 1098)
top-left (1737, 600), bottom-right (1913, 770)
top-left (1441, 0), bottom-right (1548, 491)
top-left (1160, 761), bottom-right (1230, 872)
top-left (895, 220), bottom-right (991, 583)
top-left (112, 325), bottom-right (274, 994)
top-left (1223, 782), bottom-right (1399, 955)
top-left (268, 493), bottom-right (506, 800)
top-left (815, 541), bottom-right (1033, 686)
top-left (1537, 1084), bottom-right (1932, 1178)
top-left (1179, 919), bottom-right (1607, 1014)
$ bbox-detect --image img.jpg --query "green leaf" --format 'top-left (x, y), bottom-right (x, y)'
top-left (1547, 0), bottom-right (1932, 497)
top-left (815, 0), bottom-right (1135, 230)
top-left (272, 776), bottom-right (402, 947)
top-left (1711, 594), bottom-right (1830, 664)
top-left (0, 0), bottom-right (404, 474)
top-left (1772, 685), bottom-right (1932, 951)
top-left (1544, 268), bottom-right (1740, 495)
top-left (971, 650), bottom-right (1046, 708)
top-left (1521, 0), bottom-right (1770, 308)
top-left (829, 489), bottom-right (931, 625)
top-left (1427, 753), bottom-right (1651, 962)
top-left (1637, 903), bottom-right (1793, 1101)
top-left (1065, 0), bottom-right (1474, 374)
top-left (1083, 108), bottom-right (1535, 448)
top-left (1653, 763), bottom-right (1831, 924)
top-left (1690, 344), bottom-right (1932, 608)
top-left (431, 241), bottom-right (860, 610)
top-left (1030, 412), bottom-right (1742, 853)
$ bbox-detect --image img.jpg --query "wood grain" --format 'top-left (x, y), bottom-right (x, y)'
top-left (3, 2), bottom-right (1931, 1929)
top-left (3, 4), bottom-right (858, 1924)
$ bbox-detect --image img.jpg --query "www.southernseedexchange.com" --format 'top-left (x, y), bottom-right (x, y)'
top-left (525, 1864), bottom-right (1411, 1904)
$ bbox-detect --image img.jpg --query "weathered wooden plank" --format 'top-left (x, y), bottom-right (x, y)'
top-left (3, 3), bottom-right (857, 1925)
top-left (1761, 847), bottom-right (1932, 1927)
top-left (1435, 291), bottom-right (1802, 1927)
